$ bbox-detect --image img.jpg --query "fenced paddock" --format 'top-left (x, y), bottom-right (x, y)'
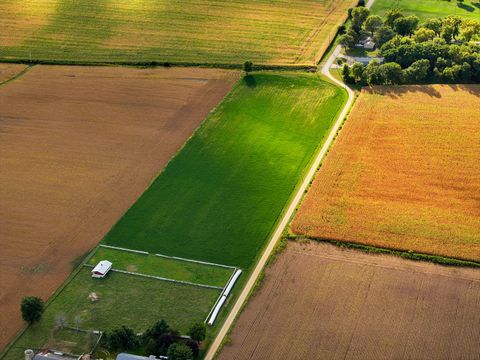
top-left (1, 268), bottom-right (220, 360)
top-left (89, 245), bottom-right (235, 288)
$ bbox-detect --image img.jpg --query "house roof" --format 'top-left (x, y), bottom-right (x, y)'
top-left (116, 354), bottom-right (149, 360)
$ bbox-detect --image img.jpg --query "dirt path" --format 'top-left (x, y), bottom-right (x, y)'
top-left (205, 46), bottom-right (355, 360)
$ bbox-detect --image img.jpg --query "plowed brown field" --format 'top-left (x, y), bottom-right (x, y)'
top-left (0, 63), bottom-right (27, 83)
top-left (0, 65), bottom-right (238, 349)
top-left (220, 241), bottom-right (480, 360)
top-left (292, 85), bottom-right (480, 261)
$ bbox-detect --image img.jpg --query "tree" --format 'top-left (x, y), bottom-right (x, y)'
top-left (460, 62), bottom-right (472, 81)
top-left (378, 62), bottom-right (403, 84)
top-left (188, 322), bottom-right (206, 343)
top-left (413, 28), bottom-right (436, 43)
top-left (341, 64), bottom-right (355, 84)
top-left (394, 16), bottom-right (419, 36)
top-left (364, 15), bottom-right (383, 35)
top-left (106, 326), bottom-right (140, 351)
top-left (352, 7), bottom-right (370, 32)
top-left (442, 16), bottom-right (462, 41)
top-left (404, 59), bottom-right (430, 83)
top-left (442, 64), bottom-right (462, 82)
top-left (374, 25), bottom-right (395, 47)
top-left (55, 313), bottom-right (67, 330)
top-left (143, 320), bottom-right (171, 342)
top-left (385, 9), bottom-right (403, 28)
top-left (460, 19), bottom-right (480, 42)
top-left (423, 18), bottom-right (442, 36)
top-left (351, 62), bottom-right (366, 83)
top-left (243, 61), bottom-right (253, 75)
top-left (21, 296), bottom-right (44, 324)
top-left (364, 59), bottom-right (382, 85)
top-left (167, 343), bottom-right (193, 360)
top-left (339, 34), bottom-right (356, 49)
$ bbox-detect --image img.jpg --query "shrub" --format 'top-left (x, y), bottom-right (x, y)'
top-left (106, 326), bottom-right (140, 351)
top-left (167, 343), bottom-right (193, 360)
top-left (21, 296), bottom-right (44, 324)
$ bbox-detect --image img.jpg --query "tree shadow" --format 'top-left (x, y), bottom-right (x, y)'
top-left (471, 1), bottom-right (480, 9)
top-left (457, 2), bottom-right (475, 12)
top-left (364, 84), bottom-right (480, 99)
top-left (243, 74), bottom-right (257, 88)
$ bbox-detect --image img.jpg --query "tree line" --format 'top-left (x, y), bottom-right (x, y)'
top-left (339, 7), bottom-right (480, 85)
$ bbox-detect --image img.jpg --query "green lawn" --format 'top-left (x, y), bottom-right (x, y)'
top-left (2, 268), bottom-right (219, 360)
top-left (104, 73), bottom-right (346, 269)
top-left (88, 247), bottom-right (233, 287)
top-left (0, 0), bottom-right (355, 65)
top-left (371, 0), bottom-right (480, 20)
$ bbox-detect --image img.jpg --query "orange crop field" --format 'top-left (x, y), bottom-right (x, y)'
top-left (0, 65), bottom-right (238, 348)
top-left (292, 85), bottom-right (480, 261)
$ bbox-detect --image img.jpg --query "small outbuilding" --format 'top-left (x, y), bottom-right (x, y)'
top-left (91, 260), bottom-right (112, 278)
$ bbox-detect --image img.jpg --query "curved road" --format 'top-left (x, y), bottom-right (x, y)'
top-left (205, 47), bottom-right (355, 360)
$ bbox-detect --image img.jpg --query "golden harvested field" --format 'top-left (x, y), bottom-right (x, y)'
top-left (0, 65), bottom-right (238, 348)
top-left (220, 240), bottom-right (480, 360)
top-left (0, 0), bottom-right (357, 65)
top-left (0, 63), bottom-right (27, 83)
top-left (292, 85), bottom-right (480, 261)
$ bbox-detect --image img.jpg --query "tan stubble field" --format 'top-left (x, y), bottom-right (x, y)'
top-left (0, 65), bottom-right (238, 348)
top-left (220, 240), bottom-right (480, 360)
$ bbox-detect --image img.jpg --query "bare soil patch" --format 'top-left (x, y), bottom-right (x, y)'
top-left (0, 63), bottom-right (27, 83)
top-left (220, 240), bottom-right (480, 360)
top-left (292, 85), bottom-right (480, 261)
top-left (0, 65), bottom-right (238, 349)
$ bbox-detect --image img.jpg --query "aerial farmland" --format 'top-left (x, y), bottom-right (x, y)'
top-left (0, 65), bottom-right (238, 349)
top-left (1, 1), bottom-right (479, 360)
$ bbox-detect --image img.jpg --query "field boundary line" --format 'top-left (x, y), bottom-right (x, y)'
top-left (155, 253), bottom-right (236, 270)
top-left (83, 264), bottom-right (223, 290)
top-left (0, 65), bottom-right (32, 88)
top-left (205, 43), bottom-right (355, 360)
top-left (99, 244), bottom-right (148, 255)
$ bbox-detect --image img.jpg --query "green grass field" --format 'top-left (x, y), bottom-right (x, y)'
top-left (88, 247), bottom-right (233, 287)
top-left (371, 0), bottom-right (480, 20)
top-left (0, 0), bottom-right (356, 65)
top-left (103, 73), bottom-right (346, 269)
top-left (2, 268), bottom-right (219, 360)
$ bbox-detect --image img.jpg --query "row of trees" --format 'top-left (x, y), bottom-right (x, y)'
top-left (102, 320), bottom-right (207, 360)
top-left (340, 9), bottom-right (480, 85)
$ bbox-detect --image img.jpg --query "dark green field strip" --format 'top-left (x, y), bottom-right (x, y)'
top-left (2, 268), bottom-right (219, 360)
top-left (103, 73), bottom-right (346, 269)
top-left (88, 247), bottom-right (233, 287)
top-left (371, 0), bottom-right (479, 20)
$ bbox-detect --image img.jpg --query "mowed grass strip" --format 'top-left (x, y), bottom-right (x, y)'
top-left (371, 0), bottom-right (480, 20)
top-left (88, 247), bottom-right (233, 287)
top-left (2, 268), bottom-right (220, 360)
top-left (292, 85), bottom-right (480, 261)
top-left (0, 0), bottom-right (356, 65)
top-left (104, 73), bottom-right (346, 269)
